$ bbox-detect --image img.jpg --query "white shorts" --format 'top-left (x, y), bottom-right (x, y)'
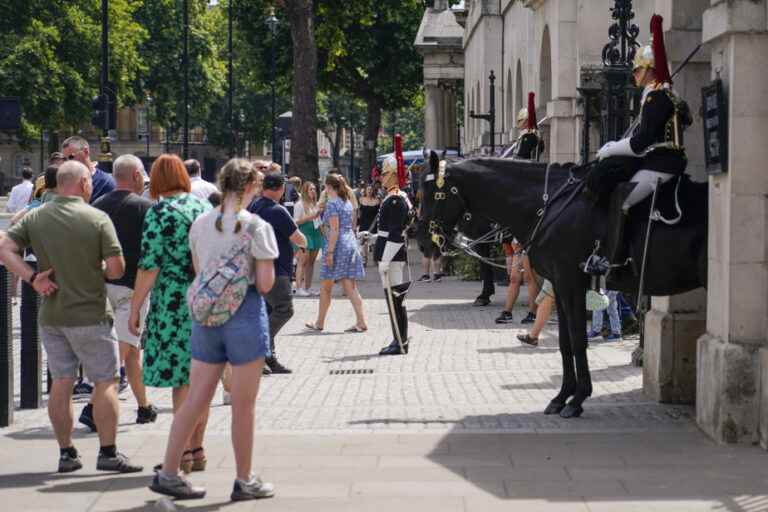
top-left (106, 284), bottom-right (148, 347)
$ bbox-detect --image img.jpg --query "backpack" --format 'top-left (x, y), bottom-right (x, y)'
top-left (186, 222), bottom-right (257, 327)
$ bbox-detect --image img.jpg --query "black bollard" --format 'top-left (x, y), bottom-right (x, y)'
top-left (20, 262), bottom-right (42, 409)
top-left (0, 265), bottom-right (14, 427)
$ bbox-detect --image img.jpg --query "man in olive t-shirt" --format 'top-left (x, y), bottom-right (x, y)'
top-left (0, 160), bottom-right (142, 474)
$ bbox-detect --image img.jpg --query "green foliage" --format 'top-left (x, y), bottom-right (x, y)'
top-left (0, 0), bottom-right (146, 143)
top-left (379, 90), bottom-right (426, 152)
top-left (317, 90), bottom-right (366, 164)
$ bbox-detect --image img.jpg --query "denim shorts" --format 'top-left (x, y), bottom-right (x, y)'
top-left (190, 289), bottom-right (272, 365)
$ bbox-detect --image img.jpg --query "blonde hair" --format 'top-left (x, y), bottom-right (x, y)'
top-left (215, 158), bottom-right (259, 233)
top-left (300, 181), bottom-right (317, 207)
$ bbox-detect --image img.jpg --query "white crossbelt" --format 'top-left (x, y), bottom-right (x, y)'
top-left (284, 201), bottom-right (295, 207)
top-left (377, 230), bottom-right (390, 237)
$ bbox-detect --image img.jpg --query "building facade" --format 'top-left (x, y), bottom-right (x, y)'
top-left (419, 0), bottom-right (768, 448)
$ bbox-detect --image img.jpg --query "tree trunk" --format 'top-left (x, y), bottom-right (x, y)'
top-left (363, 99), bottom-right (382, 182)
top-left (332, 126), bottom-right (342, 167)
top-left (284, 0), bottom-right (319, 181)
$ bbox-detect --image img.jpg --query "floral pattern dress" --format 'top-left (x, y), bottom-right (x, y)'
top-left (139, 193), bottom-right (210, 388)
top-left (319, 198), bottom-right (365, 282)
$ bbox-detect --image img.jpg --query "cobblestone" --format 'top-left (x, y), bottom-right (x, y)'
top-left (4, 248), bottom-right (693, 435)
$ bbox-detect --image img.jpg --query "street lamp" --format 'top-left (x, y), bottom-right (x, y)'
top-left (182, 0), bottom-right (190, 159)
top-left (266, 7), bottom-right (279, 162)
top-left (469, 70), bottom-right (496, 155)
top-left (145, 93), bottom-right (153, 158)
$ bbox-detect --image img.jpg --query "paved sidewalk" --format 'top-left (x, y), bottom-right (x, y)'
top-left (2, 247), bottom-right (767, 510)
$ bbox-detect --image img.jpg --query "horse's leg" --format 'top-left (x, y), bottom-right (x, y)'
top-left (560, 283), bottom-right (592, 419)
top-left (544, 293), bottom-right (577, 414)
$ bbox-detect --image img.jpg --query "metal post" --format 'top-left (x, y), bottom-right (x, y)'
top-left (350, 127), bottom-right (355, 184)
top-left (101, 0), bottom-right (109, 137)
top-left (227, 0), bottom-right (234, 157)
top-left (488, 70), bottom-right (496, 155)
top-left (182, 0), bottom-right (189, 159)
top-left (0, 266), bottom-right (13, 427)
top-left (20, 262), bottom-right (41, 409)
top-left (145, 95), bottom-right (151, 158)
top-left (269, 34), bottom-right (277, 160)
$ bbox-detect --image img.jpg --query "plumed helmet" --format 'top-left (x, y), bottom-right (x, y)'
top-left (382, 155), bottom-right (398, 175)
top-left (516, 108), bottom-right (528, 123)
top-left (633, 15), bottom-right (672, 84)
top-left (527, 92), bottom-right (537, 131)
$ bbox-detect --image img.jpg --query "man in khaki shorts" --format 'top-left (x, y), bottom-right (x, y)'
top-left (90, 154), bottom-right (157, 426)
top-left (0, 160), bottom-right (142, 474)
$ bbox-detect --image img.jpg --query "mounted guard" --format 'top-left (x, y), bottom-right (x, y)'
top-left (595, 14), bottom-right (693, 268)
top-left (511, 92), bottom-right (546, 161)
top-left (375, 137), bottom-right (413, 356)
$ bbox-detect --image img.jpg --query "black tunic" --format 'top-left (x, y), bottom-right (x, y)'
top-left (515, 132), bottom-right (545, 160)
top-left (373, 194), bottom-right (409, 263)
top-left (629, 89), bottom-right (689, 175)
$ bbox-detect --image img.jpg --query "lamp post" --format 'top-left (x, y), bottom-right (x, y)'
top-left (469, 70), bottom-right (496, 155)
top-left (182, 0), bottom-right (190, 159)
top-left (266, 8), bottom-right (279, 161)
top-left (145, 94), bottom-right (153, 158)
top-left (227, 0), bottom-right (234, 156)
top-left (98, 0), bottom-right (112, 164)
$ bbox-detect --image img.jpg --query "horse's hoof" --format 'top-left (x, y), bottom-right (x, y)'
top-left (559, 404), bottom-right (584, 418)
top-left (544, 401), bottom-right (566, 415)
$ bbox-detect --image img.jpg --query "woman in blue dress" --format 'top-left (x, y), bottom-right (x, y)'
top-left (306, 174), bottom-right (367, 332)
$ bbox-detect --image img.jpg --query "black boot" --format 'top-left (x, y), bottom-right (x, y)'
top-left (380, 283), bottom-right (409, 356)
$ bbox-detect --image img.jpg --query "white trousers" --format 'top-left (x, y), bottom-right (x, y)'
top-left (622, 170), bottom-right (674, 211)
top-left (379, 261), bottom-right (406, 288)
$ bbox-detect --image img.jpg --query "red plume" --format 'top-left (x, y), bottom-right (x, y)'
top-left (650, 14), bottom-right (672, 84)
top-left (527, 92), bottom-right (537, 131)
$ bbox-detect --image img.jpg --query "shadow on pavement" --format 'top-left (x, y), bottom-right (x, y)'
top-left (99, 500), bottom-right (235, 512)
top-left (0, 471), bottom-right (98, 490)
top-left (39, 474), bottom-right (149, 493)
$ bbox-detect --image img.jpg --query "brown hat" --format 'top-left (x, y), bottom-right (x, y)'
top-left (49, 152), bottom-right (64, 162)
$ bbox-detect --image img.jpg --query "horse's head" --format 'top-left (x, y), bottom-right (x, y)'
top-left (419, 151), bottom-right (469, 254)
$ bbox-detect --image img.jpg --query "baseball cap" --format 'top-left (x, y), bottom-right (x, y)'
top-left (263, 173), bottom-right (285, 190)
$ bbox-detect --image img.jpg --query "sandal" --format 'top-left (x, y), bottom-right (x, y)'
top-left (190, 447), bottom-right (207, 472)
top-left (517, 334), bottom-right (539, 347)
top-left (305, 322), bottom-right (323, 331)
top-left (344, 325), bottom-right (368, 333)
top-left (154, 449), bottom-right (194, 473)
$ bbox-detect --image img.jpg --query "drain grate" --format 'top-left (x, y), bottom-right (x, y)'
top-left (329, 369), bottom-right (374, 375)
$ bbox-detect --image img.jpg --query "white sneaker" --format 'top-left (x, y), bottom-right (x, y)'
top-left (222, 390), bottom-right (231, 406)
top-left (308, 288), bottom-right (320, 296)
top-left (295, 288), bottom-right (310, 297)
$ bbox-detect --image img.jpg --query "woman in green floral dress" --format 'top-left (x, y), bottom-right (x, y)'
top-left (129, 154), bottom-right (211, 472)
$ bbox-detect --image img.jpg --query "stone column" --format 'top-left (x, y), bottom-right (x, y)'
top-left (643, 0), bottom-right (710, 405)
top-left (547, 99), bottom-right (577, 163)
top-left (698, 0), bottom-right (768, 446)
top-left (446, 86), bottom-right (457, 148)
top-left (424, 82), bottom-right (442, 150)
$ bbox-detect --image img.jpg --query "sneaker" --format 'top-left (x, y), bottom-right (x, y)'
top-left (118, 367), bottom-right (128, 393)
top-left (266, 358), bottom-right (292, 374)
top-left (96, 452), bottom-right (143, 473)
top-left (295, 288), bottom-right (310, 297)
top-left (520, 311), bottom-right (536, 324)
top-left (586, 329), bottom-right (603, 341)
top-left (79, 403), bottom-right (97, 432)
top-left (605, 332), bottom-right (622, 342)
top-left (262, 366), bottom-right (272, 376)
top-left (222, 390), bottom-right (231, 406)
top-left (308, 288), bottom-right (320, 296)
top-left (150, 472), bottom-right (206, 500)
top-left (433, 273), bottom-right (445, 282)
top-left (136, 404), bottom-right (158, 424)
top-left (495, 311), bottom-right (514, 324)
top-left (58, 452), bottom-right (83, 473)
top-left (473, 296), bottom-right (491, 307)
top-left (231, 475), bottom-right (275, 501)
top-left (417, 274), bottom-right (431, 283)
top-left (73, 380), bottom-right (93, 395)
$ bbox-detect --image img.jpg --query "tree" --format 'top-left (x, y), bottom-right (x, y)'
top-left (281, 0), bottom-right (319, 181)
top-left (317, 0), bottom-right (424, 179)
top-left (0, 0), bottom-right (147, 145)
top-left (378, 90), bottom-right (426, 153)
top-left (133, 0), bottom-right (226, 146)
top-left (317, 91), bottom-right (365, 167)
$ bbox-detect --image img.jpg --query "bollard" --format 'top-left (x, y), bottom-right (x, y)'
top-left (0, 265), bottom-right (14, 427)
top-left (20, 262), bottom-right (42, 409)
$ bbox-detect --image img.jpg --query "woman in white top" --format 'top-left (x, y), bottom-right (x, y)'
top-left (151, 158), bottom-right (279, 501)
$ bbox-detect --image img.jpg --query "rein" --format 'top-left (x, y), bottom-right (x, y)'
top-left (522, 165), bottom-right (585, 254)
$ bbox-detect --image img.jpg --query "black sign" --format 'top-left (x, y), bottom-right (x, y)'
top-left (0, 97), bottom-right (21, 131)
top-left (702, 79), bottom-right (728, 175)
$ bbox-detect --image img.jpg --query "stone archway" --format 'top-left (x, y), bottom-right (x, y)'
top-left (515, 60), bottom-right (523, 132)
top-left (539, 25), bottom-right (552, 106)
top-left (506, 68), bottom-right (514, 141)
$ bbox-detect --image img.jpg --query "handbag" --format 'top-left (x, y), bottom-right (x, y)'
top-left (186, 222), bottom-right (256, 327)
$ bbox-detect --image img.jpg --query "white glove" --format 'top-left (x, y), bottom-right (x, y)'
top-left (596, 141), bottom-right (616, 161)
top-left (378, 261), bottom-right (390, 274)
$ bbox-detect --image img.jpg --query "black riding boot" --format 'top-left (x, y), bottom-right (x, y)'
top-left (380, 283), bottom-right (409, 356)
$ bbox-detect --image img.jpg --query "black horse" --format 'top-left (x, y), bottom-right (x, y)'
top-left (421, 154), bottom-right (707, 417)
